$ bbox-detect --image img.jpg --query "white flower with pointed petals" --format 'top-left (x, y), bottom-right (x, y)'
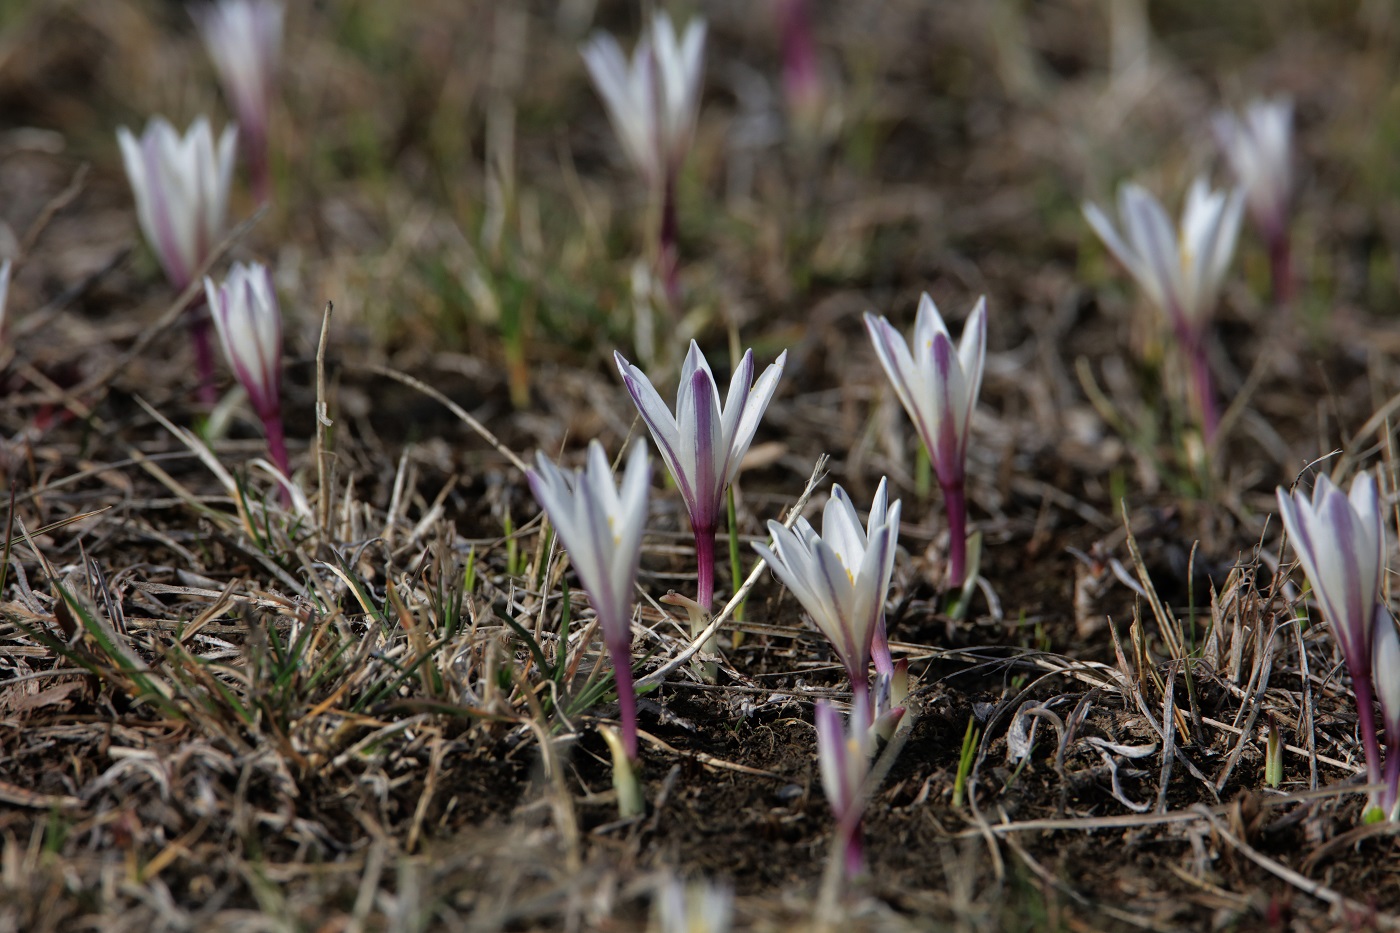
top-left (1084, 178), bottom-right (1244, 441)
top-left (655, 873), bottom-right (733, 933)
top-left (617, 341), bottom-right (786, 608)
top-left (1373, 612), bottom-right (1400, 818)
top-left (1212, 97), bottom-right (1292, 245)
top-left (815, 692), bottom-right (895, 879)
top-left (754, 479), bottom-right (901, 698)
top-left (193, 0), bottom-right (283, 201)
top-left (864, 295), bottom-right (985, 489)
top-left (527, 440), bottom-right (650, 759)
top-left (864, 295), bottom-right (985, 583)
top-left (581, 12), bottom-right (706, 189)
top-left (1278, 471), bottom-right (1387, 809)
top-left (1083, 177), bottom-right (1244, 337)
top-left (205, 261), bottom-right (291, 490)
top-left (117, 116), bottom-right (237, 291)
top-left (1277, 473), bottom-right (1384, 674)
top-left (206, 262), bottom-right (282, 421)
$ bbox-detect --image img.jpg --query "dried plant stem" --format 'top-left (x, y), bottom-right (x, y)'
top-left (315, 301), bottom-right (335, 534)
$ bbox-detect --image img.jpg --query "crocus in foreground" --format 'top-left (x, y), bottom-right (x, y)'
top-left (1083, 177), bottom-right (1243, 443)
top-left (1374, 613), bottom-right (1400, 818)
top-left (655, 873), bottom-right (734, 933)
top-left (617, 341), bottom-right (786, 611)
top-left (816, 693), bottom-right (898, 880)
top-left (581, 12), bottom-right (705, 303)
top-left (1277, 471), bottom-right (1387, 815)
top-left (864, 295), bottom-right (985, 586)
top-left (754, 479), bottom-right (901, 704)
top-left (205, 261), bottom-right (289, 492)
top-left (117, 115), bottom-right (237, 403)
top-left (527, 440), bottom-right (650, 760)
top-left (193, 0), bottom-right (284, 204)
top-left (1212, 97), bottom-right (1293, 305)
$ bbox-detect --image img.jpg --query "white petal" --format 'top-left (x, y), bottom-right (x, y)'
top-left (724, 350), bottom-right (786, 487)
top-left (1119, 183), bottom-right (1183, 321)
top-left (821, 484), bottom-right (868, 572)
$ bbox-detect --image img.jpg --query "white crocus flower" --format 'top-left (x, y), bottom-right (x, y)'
top-left (206, 262), bottom-right (282, 422)
top-left (1083, 177), bottom-right (1243, 339)
top-left (1084, 177), bottom-right (1243, 440)
top-left (193, 0), bottom-right (284, 202)
top-left (754, 479), bottom-right (901, 702)
top-left (1277, 471), bottom-right (1387, 814)
top-left (1212, 97), bottom-right (1292, 247)
top-left (655, 873), bottom-right (734, 933)
top-left (1277, 473), bottom-right (1384, 681)
top-left (864, 295), bottom-right (986, 585)
top-left (815, 691), bottom-right (896, 880)
top-left (527, 440), bottom-right (650, 760)
top-left (1373, 614), bottom-right (1400, 819)
top-left (581, 12), bottom-right (706, 191)
top-left (205, 262), bottom-right (291, 490)
top-left (617, 341), bottom-right (786, 609)
top-left (117, 116), bottom-right (237, 291)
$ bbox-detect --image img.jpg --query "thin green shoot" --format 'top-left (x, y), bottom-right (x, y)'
top-left (51, 580), bottom-right (184, 720)
top-left (329, 551), bottom-right (389, 629)
top-left (726, 485), bottom-right (746, 631)
top-left (1264, 714), bottom-right (1283, 789)
top-left (504, 508), bottom-right (520, 577)
top-left (351, 633), bottom-right (455, 712)
top-left (914, 442), bottom-right (931, 500)
top-left (43, 808), bottom-right (69, 856)
top-left (463, 545), bottom-right (477, 597)
top-left (952, 713), bottom-right (980, 808)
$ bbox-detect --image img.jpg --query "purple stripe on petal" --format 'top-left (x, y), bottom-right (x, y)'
top-left (686, 367), bottom-right (723, 533)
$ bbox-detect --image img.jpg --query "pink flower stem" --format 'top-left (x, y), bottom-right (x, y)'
top-left (187, 299), bottom-right (218, 407)
top-left (840, 819), bottom-right (864, 880)
top-left (1351, 670), bottom-right (1386, 810)
top-left (940, 478), bottom-right (967, 587)
top-left (261, 409), bottom-right (292, 508)
top-left (608, 631), bottom-right (638, 761)
top-left (849, 674), bottom-right (871, 717)
top-left (1384, 726), bottom-right (1400, 816)
top-left (246, 131), bottom-right (272, 207)
top-left (1269, 231), bottom-right (1295, 308)
top-left (1186, 337), bottom-right (1219, 445)
top-left (694, 524), bottom-right (716, 612)
top-left (871, 615), bottom-right (893, 678)
top-left (658, 173), bottom-right (681, 311)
